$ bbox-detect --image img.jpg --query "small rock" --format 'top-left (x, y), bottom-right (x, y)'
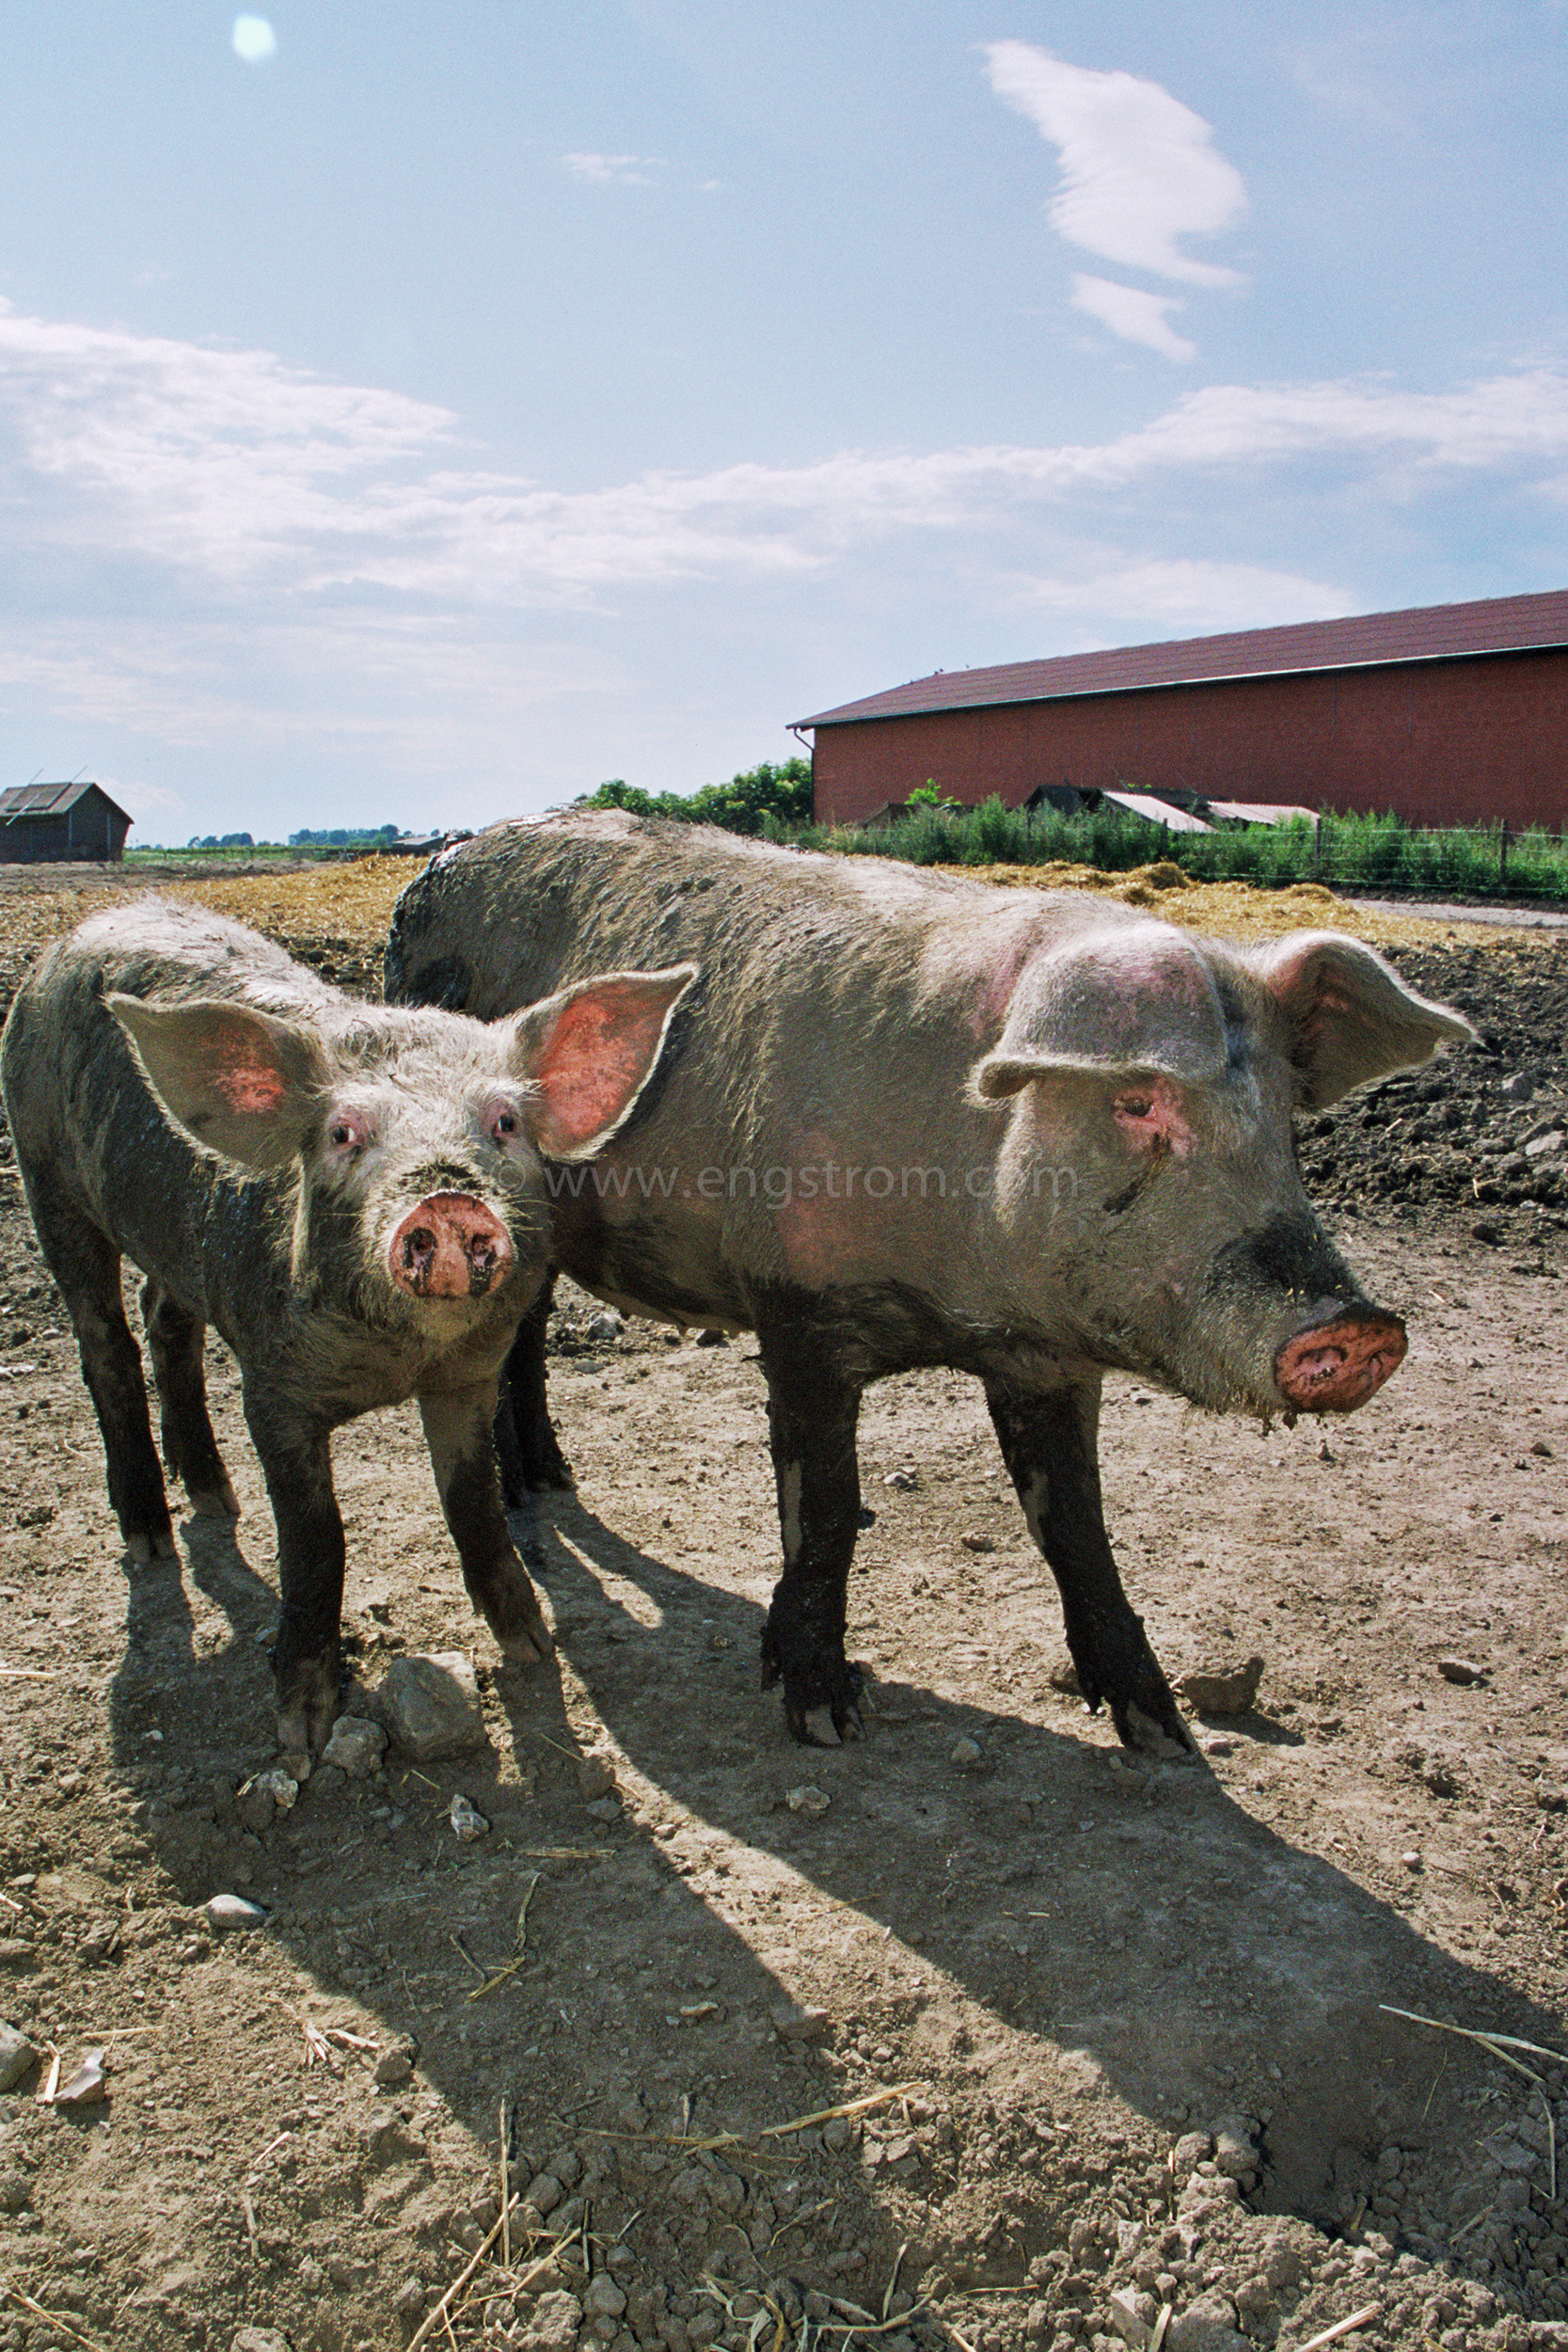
top-left (586, 2277), bottom-right (627, 2319)
top-left (785, 1785), bottom-right (831, 1816)
top-left (231, 2331), bottom-right (293, 2352)
top-left (383, 1651), bottom-right (486, 1760)
top-left (1049, 1656), bottom-right (1083, 1695)
top-left (959, 1532), bottom-right (995, 1553)
top-left (321, 1714), bottom-right (387, 1779)
top-left (206, 1893), bottom-right (268, 1933)
top-left (0, 2023), bottom-right (37, 2090)
top-left (694, 1327), bottom-right (728, 1347)
top-left (1530, 1438), bottom-right (1556, 1458)
top-left (515, 2292), bottom-right (583, 2352)
top-left (1175, 1656), bottom-right (1265, 1715)
top-left (770, 2002), bottom-right (831, 2042)
top-left (1173, 2132), bottom-right (1214, 2171)
top-left (882, 1470), bottom-right (918, 1490)
top-left (254, 1765), bottom-right (300, 1810)
top-left (586, 1794), bottom-right (622, 1822)
top-left (450, 1792), bottom-right (490, 1842)
top-left (0, 2170), bottom-right (32, 2214)
top-left (524, 2171), bottom-right (564, 2217)
top-left (1499, 1072), bottom-right (1535, 1101)
top-left (949, 1737), bottom-right (983, 1768)
top-left (1108, 2288), bottom-right (1150, 2348)
top-left (576, 1754), bottom-right (618, 1800)
top-left (1469, 1219), bottom-right (1503, 1245)
top-left (586, 1311), bottom-right (625, 1343)
top-left (1437, 1656), bottom-right (1485, 1685)
top-left (373, 2047), bottom-right (415, 2088)
top-left (1525, 1130), bottom-right (1565, 1160)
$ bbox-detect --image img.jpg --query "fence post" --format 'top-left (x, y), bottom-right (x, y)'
top-left (1314, 816), bottom-right (1323, 880)
top-left (1500, 823), bottom-right (1510, 890)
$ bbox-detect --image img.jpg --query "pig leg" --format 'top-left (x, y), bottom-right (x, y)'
top-left (26, 1188), bottom-right (174, 1565)
top-left (242, 1391), bottom-right (346, 1764)
top-left (495, 1277), bottom-right (574, 1502)
top-left (140, 1279), bottom-right (241, 1519)
top-left (420, 1385), bottom-right (556, 1661)
top-left (757, 1330), bottom-right (866, 1743)
top-left (985, 1375), bottom-right (1194, 1757)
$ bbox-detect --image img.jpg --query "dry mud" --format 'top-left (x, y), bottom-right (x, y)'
top-left (0, 861), bottom-right (1565, 2352)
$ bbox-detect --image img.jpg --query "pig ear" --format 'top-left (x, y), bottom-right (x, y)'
top-left (1253, 931), bottom-right (1477, 1108)
top-left (970, 929), bottom-right (1229, 1104)
top-left (509, 964), bottom-right (696, 1161)
top-left (109, 995), bottom-right (331, 1170)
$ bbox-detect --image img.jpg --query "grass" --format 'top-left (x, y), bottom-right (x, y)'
top-left (770, 799), bottom-right (1568, 902)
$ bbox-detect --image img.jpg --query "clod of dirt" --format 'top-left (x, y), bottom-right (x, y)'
top-left (1437, 1655), bottom-right (1487, 1685)
top-left (576, 1752), bottom-right (618, 1799)
top-left (1175, 1656), bottom-right (1266, 1715)
top-left (785, 1784), bottom-right (831, 1814)
top-left (205, 1893), bottom-right (267, 1932)
top-left (320, 1711), bottom-right (386, 1777)
top-left (0, 2021), bottom-right (37, 2089)
top-left (381, 1649), bottom-right (486, 1757)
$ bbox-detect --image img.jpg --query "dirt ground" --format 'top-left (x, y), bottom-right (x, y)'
top-left (0, 857), bottom-right (1565, 2352)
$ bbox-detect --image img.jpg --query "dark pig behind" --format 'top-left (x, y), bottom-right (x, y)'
top-left (386, 814), bottom-right (1474, 1754)
top-left (1, 896), bottom-right (691, 1766)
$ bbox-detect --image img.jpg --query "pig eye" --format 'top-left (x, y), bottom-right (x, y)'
top-left (325, 1112), bottom-right (372, 1154)
top-left (486, 1103), bottom-right (520, 1145)
top-left (1117, 1096), bottom-right (1153, 1121)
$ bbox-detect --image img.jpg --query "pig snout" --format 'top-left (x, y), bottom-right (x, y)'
top-left (1274, 1307), bottom-right (1406, 1412)
top-left (389, 1194), bottom-right (514, 1299)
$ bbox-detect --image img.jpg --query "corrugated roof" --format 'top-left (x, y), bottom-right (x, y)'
top-left (796, 586), bottom-right (1568, 729)
top-left (0, 779), bottom-right (125, 820)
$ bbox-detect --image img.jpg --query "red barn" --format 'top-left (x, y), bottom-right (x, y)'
top-left (796, 587), bottom-right (1568, 832)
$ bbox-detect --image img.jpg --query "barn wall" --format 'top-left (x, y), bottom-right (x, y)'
top-left (811, 647), bottom-right (1568, 830)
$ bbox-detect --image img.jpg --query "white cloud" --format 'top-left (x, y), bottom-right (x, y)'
top-left (1015, 559), bottom-right (1359, 633)
top-left (3, 304), bottom-right (1568, 613)
top-left (561, 152), bottom-right (658, 186)
top-left (1070, 275), bottom-right (1195, 362)
top-left (984, 40), bottom-right (1245, 288)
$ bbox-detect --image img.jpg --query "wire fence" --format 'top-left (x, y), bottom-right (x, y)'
top-left (783, 801), bottom-right (1568, 903)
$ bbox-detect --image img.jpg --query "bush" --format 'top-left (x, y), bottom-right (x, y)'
top-left (578, 759), bottom-right (813, 836)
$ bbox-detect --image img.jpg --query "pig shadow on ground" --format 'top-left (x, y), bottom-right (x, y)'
top-left (499, 1487), bottom-right (1566, 2241)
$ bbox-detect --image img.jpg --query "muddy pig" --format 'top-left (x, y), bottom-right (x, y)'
top-left (386, 814), bottom-right (1475, 1754)
top-left (0, 897), bottom-right (692, 1766)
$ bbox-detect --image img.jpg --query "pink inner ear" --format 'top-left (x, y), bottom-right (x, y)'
top-left (206, 1025), bottom-right (290, 1117)
top-left (533, 984), bottom-right (670, 1152)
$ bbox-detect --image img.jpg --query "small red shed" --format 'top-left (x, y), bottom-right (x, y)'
top-left (796, 588), bottom-right (1568, 832)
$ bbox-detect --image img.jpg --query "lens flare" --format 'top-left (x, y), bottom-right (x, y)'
top-left (231, 15), bottom-right (277, 62)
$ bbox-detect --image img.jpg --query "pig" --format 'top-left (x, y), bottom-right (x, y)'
top-left (385, 812), bottom-right (1475, 1755)
top-left (0, 896), bottom-right (692, 1767)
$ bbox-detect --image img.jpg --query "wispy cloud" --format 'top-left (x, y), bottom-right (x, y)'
top-left (3, 302), bottom-right (1568, 608)
top-left (2, 300), bottom-right (1567, 759)
top-left (561, 151), bottom-right (659, 186)
top-left (1070, 276), bottom-right (1195, 363)
top-left (984, 40), bottom-right (1246, 286)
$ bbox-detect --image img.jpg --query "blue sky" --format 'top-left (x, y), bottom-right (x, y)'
top-left (1, 2), bottom-right (1565, 842)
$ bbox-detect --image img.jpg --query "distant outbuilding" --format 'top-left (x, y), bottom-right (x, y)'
top-left (0, 780), bottom-right (132, 863)
top-left (796, 587), bottom-right (1568, 832)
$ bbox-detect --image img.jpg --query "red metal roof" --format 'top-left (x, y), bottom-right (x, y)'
top-left (795, 586), bottom-right (1568, 729)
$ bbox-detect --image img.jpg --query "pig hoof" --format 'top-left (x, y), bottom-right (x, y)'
top-left (781, 1662), bottom-right (867, 1746)
top-left (1119, 1696), bottom-right (1198, 1761)
top-left (189, 1480), bottom-right (241, 1520)
top-left (125, 1526), bottom-right (178, 1566)
top-left (499, 1621), bottom-right (555, 1666)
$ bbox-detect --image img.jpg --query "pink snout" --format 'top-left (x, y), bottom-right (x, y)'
top-left (1274, 1309), bottom-right (1407, 1412)
top-left (389, 1194), bottom-right (513, 1300)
